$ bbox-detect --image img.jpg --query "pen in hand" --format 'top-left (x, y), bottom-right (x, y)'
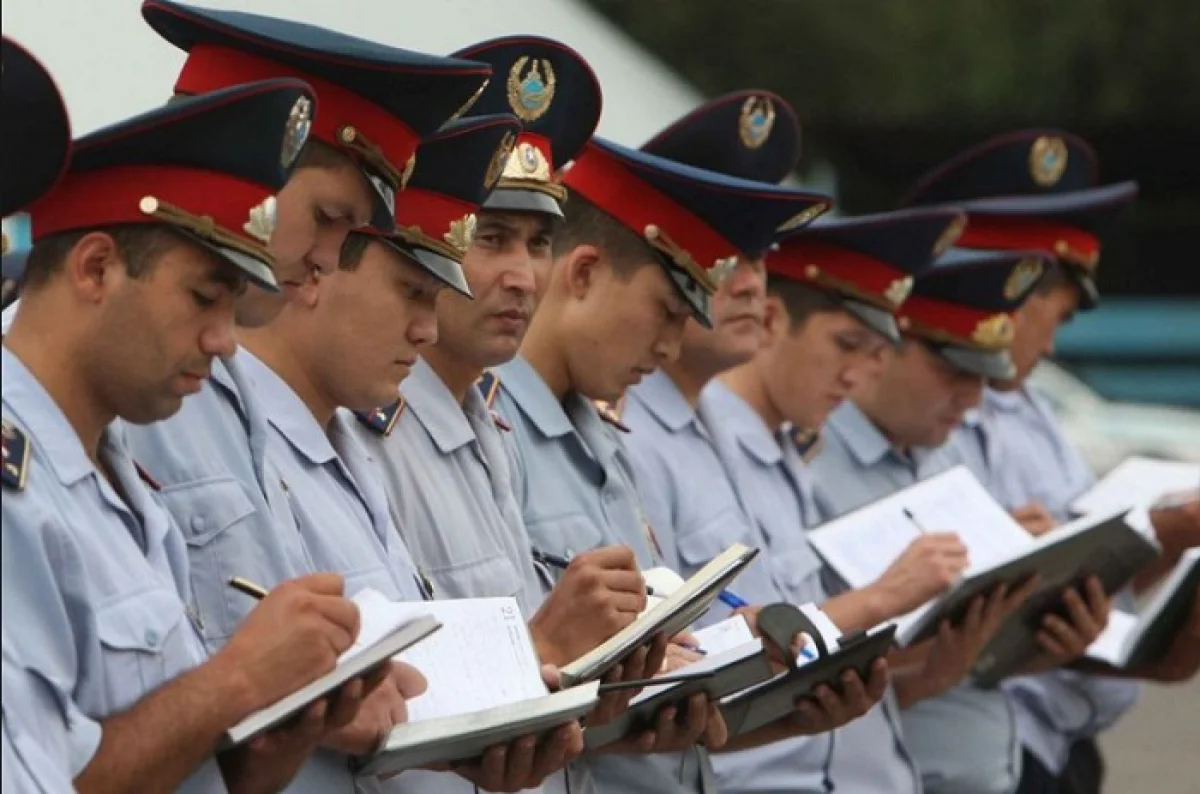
top-left (902, 508), bottom-right (928, 536)
top-left (532, 548), bottom-right (660, 597)
top-left (228, 576), bottom-right (270, 601)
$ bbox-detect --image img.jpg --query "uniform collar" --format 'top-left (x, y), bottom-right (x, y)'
top-left (701, 380), bottom-right (782, 466)
top-left (238, 348), bottom-right (337, 465)
top-left (984, 385), bottom-right (1031, 414)
top-left (628, 369), bottom-right (696, 434)
top-left (494, 354), bottom-right (573, 439)
top-left (826, 399), bottom-right (893, 468)
top-left (401, 358), bottom-right (474, 454)
top-left (209, 353), bottom-right (249, 420)
top-left (2, 345), bottom-right (94, 486)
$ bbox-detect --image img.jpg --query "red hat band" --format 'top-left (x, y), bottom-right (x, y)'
top-left (391, 189), bottom-right (478, 263)
top-left (958, 216), bottom-right (1100, 272)
top-left (898, 292), bottom-right (1015, 351)
top-left (770, 241), bottom-right (914, 311)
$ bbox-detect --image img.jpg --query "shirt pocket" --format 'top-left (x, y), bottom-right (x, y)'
top-left (525, 511), bottom-right (606, 561)
top-left (95, 588), bottom-right (191, 714)
top-left (424, 552), bottom-right (524, 604)
top-left (156, 477), bottom-right (258, 648)
top-left (675, 506), bottom-right (746, 569)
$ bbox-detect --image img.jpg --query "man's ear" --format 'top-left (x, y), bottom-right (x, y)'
top-left (284, 269), bottom-right (324, 311)
top-left (760, 295), bottom-right (791, 348)
top-left (65, 232), bottom-right (125, 303)
top-left (560, 244), bottom-right (604, 301)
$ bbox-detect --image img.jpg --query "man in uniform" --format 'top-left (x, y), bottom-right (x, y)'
top-left (904, 129), bottom-right (1196, 794)
top-left (490, 125), bottom-right (831, 792)
top-left (3, 80), bottom-right (380, 794)
top-left (121, 4), bottom-right (518, 789)
top-left (809, 249), bottom-right (1113, 794)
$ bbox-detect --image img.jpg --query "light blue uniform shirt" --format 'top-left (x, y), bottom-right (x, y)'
top-left (810, 399), bottom-right (1022, 794)
top-left (1, 347), bottom-right (224, 794)
top-left (2, 631), bottom-right (90, 793)
top-left (348, 359), bottom-right (586, 794)
top-left (698, 380), bottom-right (920, 794)
top-left (493, 355), bottom-right (712, 794)
top-left (950, 386), bottom-right (1140, 774)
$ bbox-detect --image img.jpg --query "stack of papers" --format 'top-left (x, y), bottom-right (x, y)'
top-left (1070, 457), bottom-right (1199, 518)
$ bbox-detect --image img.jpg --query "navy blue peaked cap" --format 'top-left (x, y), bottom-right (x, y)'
top-left (2, 38), bottom-right (71, 218)
top-left (29, 80), bottom-right (318, 292)
top-left (642, 90), bottom-right (801, 184)
top-left (367, 113), bottom-right (521, 298)
top-left (143, 0), bottom-right (492, 230)
top-left (451, 36), bottom-right (602, 217)
top-left (564, 136), bottom-right (831, 326)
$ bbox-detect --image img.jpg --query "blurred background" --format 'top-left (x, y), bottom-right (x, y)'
top-left (2, 1), bottom-right (1198, 791)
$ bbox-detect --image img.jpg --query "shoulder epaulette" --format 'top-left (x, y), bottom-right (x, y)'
top-left (476, 371), bottom-right (502, 409)
top-left (594, 397), bottom-right (630, 434)
top-left (2, 420), bottom-right (30, 491)
top-left (354, 397), bottom-right (407, 438)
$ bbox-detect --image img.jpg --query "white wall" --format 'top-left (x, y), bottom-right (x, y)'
top-left (2, 0), bottom-right (704, 145)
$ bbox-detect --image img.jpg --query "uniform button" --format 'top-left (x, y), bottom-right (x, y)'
top-left (190, 515), bottom-right (206, 532)
top-left (144, 629), bottom-right (160, 648)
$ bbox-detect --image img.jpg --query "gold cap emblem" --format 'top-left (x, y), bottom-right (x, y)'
top-left (444, 214), bottom-right (477, 255)
top-left (507, 56), bottom-right (556, 122)
top-left (1003, 257), bottom-right (1044, 300)
top-left (282, 96), bottom-right (312, 168)
top-left (738, 96), bottom-right (776, 150)
top-left (243, 196), bottom-right (277, 245)
top-left (934, 215), bottom-right (967, 256)
top-left (884, 275), bottom-right (914, 307)
top-left (972, 313), bottom-right (1015, 348)
top-left (1029, 136), bottom-right (1068, 188)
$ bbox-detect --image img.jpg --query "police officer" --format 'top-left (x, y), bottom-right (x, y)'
top-left (3, 80), bottom-right (375, 794)
top-left (809, 249), bottom-right (1114, 794)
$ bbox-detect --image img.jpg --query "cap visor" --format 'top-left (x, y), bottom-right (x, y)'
top-left (843, 300), bottom-right (900, 345)
top-left (1067, 269), bottom-right (1100, 310)
top-left (483, 188), bottom-right (564, 218)
top-left (959, 181), bottom-right (1138, 218)
top-left (177, 230), bottom-right (278, 292)
top-left (937, 344), bottom-right (1015, 379)
top-left (377, 237), bottom-right (472, 298)
top-left (661, 258), bottom-right (713, 329)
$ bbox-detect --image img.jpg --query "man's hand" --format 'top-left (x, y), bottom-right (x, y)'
top-left (1031, 576), bottom-right (1112, 669)
top-left (321, 661), bottom-right (426, 756)
top-left (213, 574), bottom-right (360, 715)
top-left (1135, 585), bottom-right (1200, 684)
top-left (604, 692), bottom-right (727, 755)
top-left (1012, 502), bottom-right (1058, 537)
top-left (530, 546), bottom-right (647, 667)
top-left (584, 635), bottom-right (668, 728)
top-left (661, 634), bottom-right (705, 673)
top-left (870, 533), bottom-right (969, 617)
top-left (451, 723), bottom-right (584, 792)
top-left (895, 578), bottom-right (1037, 706)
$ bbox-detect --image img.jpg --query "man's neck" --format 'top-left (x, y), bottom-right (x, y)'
top-left (850, 393), bottom-right (910, 456)
top-left (660, 355), bottom-right (722, 407)
top-left (4, 318), bottom-right (113, 468)
top-left (518, 314), bottom-right (572, 401)
top-left (718, 362), bottom-right (784, 431)
top-left (238, 326), bottom-right (337, 429)
top-left (421, 345), bottom-right (484, 406)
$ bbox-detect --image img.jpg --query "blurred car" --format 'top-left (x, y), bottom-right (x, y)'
top-left (1029, 359), bottom-right (1200, 475)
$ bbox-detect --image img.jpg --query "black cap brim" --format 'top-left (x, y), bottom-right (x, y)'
top-left (364, 171), bottom-right (397, 232)
top-left (1066, 268), bottom-right (1100, 310)
top-left (483, 187), bottom-right (563, 218)
top-left (936, 344), bottom-right (1015, 380)
top-left (843, 300), bottom-right (900, 345)
top-left (376, 237), bottom-right (472, 298)
top-left (658, 254), bottom-right (713, 329)
top-left (188, 233), bottom-right (279, 293)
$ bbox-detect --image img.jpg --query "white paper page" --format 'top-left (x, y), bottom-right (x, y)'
top-left (343, 589), bottom-right (419, 663)
top-left (1085, 610), bottom-right (1138, 666)
top-left (694, 615), bottom-right (754, 655)
top-left (629, 638), bottom-right (766, 706)
top-left (358, 596), bottom-right (546, 723)
top-left (809, 466), bottom-right (1033, 589)
top-left (1071, 457), bottom-right (1200, 517)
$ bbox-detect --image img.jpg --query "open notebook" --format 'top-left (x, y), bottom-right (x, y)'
top-left (1086, 549), bottom-right (1200, 670)
top-left (224, 590), bottom-right (442, 746)
top-left (1070, 457), bottom-right (1199, 518)
top-left (559, 543), bottom-right (759, 688)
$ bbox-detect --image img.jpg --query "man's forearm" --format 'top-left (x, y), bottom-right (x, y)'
top-left (821, 586), bottom-right (891, 633)
top-left (74, 655), bottom-right (255, 794)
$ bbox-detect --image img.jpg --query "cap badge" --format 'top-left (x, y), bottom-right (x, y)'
top-left (281, 96), bottom-right (313, 168)
top-left (508, 56), bottom-right (556, 122)
top-left (445, 214), bottom-right (478, 255)
top-left (1003, 257), bottom-right (1044, 300)
top-left (243, 197), bottom-right (277, 245)
top-left (739, 96), bottom-right (776, 150)
top-left (708, 256), bottom-right (739, 286)
top-left (486, 131), bottom-right (517, 189)
top-left (884, 275), bottom-right (914, 307)
top-left (1029, 136), bottom-right (1068, 188)
top-left (934, 215), bottom-right (967, 256)
top-left (972, 313), bottom-right (1015, 348)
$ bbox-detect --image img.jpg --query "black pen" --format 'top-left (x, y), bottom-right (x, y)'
top-left (597, 671), bottom-right (715, 693)
top-left (228, 576), bottom-right (270, 601)
top-left (901, 508), bottom-right (928, 536)
top-left (532, 548), bottom-right (659, 597)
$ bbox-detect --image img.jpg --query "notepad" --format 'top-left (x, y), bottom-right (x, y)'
top-left (1086, 549), bottom-right (1200, 670)
top-left (1070, 457), bottom-right (1199, 518)
top-left (224, 590), bottom-right (442, 747)
top-left (558, 543), bottom-right (759, 687)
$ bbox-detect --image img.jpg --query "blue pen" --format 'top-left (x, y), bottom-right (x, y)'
top-left (718, 590), bottom-right (748, 609)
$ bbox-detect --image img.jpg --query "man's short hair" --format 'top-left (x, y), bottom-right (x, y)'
top-left (20, 225), bottom-right (183, 291)
top-left (339, 232), bottom-right (371, 272)
top-left (552, 190), bottom-right (658, 279)
top-left (767, 277), bottom-right (843, 331)
top-left (1034, 260), bottom-right (1078, 296)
